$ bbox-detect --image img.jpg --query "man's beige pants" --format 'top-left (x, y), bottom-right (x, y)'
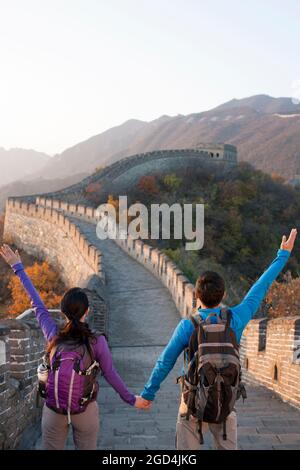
top-left (176, 394), bottom-right (237, 450)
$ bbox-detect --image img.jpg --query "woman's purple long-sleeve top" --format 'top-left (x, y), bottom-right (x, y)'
top-left (12, 262), bottom-right (136, 406)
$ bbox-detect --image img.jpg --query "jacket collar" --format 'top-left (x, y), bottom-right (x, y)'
top-left (197, 306), bottom-right (222, 321)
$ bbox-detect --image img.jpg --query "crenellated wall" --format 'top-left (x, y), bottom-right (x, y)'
top-left (34, 196), bottom-right (196, 319)
top-left (28, 146), bottom-right (237, 205)
top-left (240, 317), bottom-right (300, 409)
top-left (0, 319), bottom-right (46, 449)
top-left (4, 198), bottom-right (104, 287)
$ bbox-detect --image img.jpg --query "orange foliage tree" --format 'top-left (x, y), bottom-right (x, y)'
top-left (8, 261), bottom-right (64, 316)
top-left (85, 182), bottom-right (102, 204)
top-left (265, 272), bottom-right (300, 318)
top-left (86, 182), bottom-right (102, 194)
top-left (137, 175), bottom-right (159, 194)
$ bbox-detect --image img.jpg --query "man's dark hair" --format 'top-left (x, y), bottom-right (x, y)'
top-left (195, 271), bottom-right (225, 308)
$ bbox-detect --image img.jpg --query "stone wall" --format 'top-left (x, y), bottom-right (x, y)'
top-left (34, 196), bottom-right (196, 319)
top-left (28, 146), bottom-right (237, 205)
top-left (0, 319), bottom-right (46, 449)
top-left (0, 198), bottom-right (107, 449)
top-left (4, 199), bottom-right (104, 287)
top-left (240, 317), bottom-right (300, 409)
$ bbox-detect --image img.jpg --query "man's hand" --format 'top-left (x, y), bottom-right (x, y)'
top-left (280, 228), bottom-right (297, 253)
top-left (134, 395), bottom-right (152, 410)
top-left (0, 244), bottom-right (22, 266)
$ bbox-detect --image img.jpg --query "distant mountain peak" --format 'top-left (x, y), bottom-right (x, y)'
top-left (213, 94), bottom-right (300, 115)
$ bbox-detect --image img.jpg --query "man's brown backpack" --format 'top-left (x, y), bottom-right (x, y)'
top-left (181, 309), bottom-right (247, 444)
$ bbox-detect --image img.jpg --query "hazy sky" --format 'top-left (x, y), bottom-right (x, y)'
top-left (0, 0), bottom-right (299, 155)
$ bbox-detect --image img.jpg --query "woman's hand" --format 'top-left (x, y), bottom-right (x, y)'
top-left (134, 395), bottom-right (152, 410)
top-left (280, 228), bottom-right (297, 253)
top-left (0, 244), bottom-right (22, 266)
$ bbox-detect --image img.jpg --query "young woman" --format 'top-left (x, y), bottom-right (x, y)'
top-left (0, 244), bottom-right (151, 450)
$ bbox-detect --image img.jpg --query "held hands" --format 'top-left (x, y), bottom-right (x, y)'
top-left (280, 228), bottom-right (297, 253)
top-left (0, 244), bottom-right (22, 266)
top-left (134, 395), bottom-right (152, 410)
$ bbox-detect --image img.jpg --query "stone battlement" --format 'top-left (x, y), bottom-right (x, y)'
top-left (33, 196), bottom-right (196, 317)
top-left (4, 198), bottom-right (103, 284)
top-left (240, 317), bottom-right (300, 409)
top-left (26, 146), bottom-right (237, 205)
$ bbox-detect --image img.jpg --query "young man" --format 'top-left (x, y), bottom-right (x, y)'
top-left (139, 228), bottom-right (298, 450)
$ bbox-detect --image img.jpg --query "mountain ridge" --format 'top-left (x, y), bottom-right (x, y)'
top-left (36, 94), bottom-right (300, 180)
top-left (1, 94), bottom-right (300, 196)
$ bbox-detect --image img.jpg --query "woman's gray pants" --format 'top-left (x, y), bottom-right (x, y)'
top-left (41, 401), bottom-right (99, 450)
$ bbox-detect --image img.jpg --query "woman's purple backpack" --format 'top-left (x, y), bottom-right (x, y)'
top-left (38, 340), bottom-right (100, 424)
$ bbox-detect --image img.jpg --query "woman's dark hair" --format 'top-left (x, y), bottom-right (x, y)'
top-left (195, 271), bottom-right (225, 308)
top-left (47, 287), bottom-right (96, 355)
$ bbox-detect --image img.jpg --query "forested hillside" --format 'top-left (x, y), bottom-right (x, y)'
top-left (90, 161), bottom-right (300, 306)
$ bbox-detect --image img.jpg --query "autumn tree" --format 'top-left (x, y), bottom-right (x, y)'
top-left (86, 182), bottom-right (102, 194)
top-left (137, 175), bottom-right (159, 194)
top-left (265, 273), bottom-right (300, 318)
top-left (8, 261), bottom-right (64, 316)
top-left (163, 173), bottom-right (182, 192)
top-left (84, 182), bottom-right (102, 204)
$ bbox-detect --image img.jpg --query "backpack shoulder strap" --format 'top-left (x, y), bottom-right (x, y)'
top-left (84, 337), bottom-right (95, 363)
top-left (190, 313), bottom-right (203, 329)
top-left (220, 307), bottom-right (232, 327)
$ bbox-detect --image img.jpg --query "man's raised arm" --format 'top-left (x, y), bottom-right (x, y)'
top-left (234, 228), bottom-right (297, 331)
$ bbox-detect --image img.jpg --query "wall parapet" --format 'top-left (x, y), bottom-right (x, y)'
top-left (34, 196), bottom-right (196, 318)
top-left (27, 146), bottom-right (237, 205)
top-left (5, 198), bottom-right (104, 283)
top-left (240, 316), bottom-right (300, 409)
top-left (0, 317), bottom-right (48, 449)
